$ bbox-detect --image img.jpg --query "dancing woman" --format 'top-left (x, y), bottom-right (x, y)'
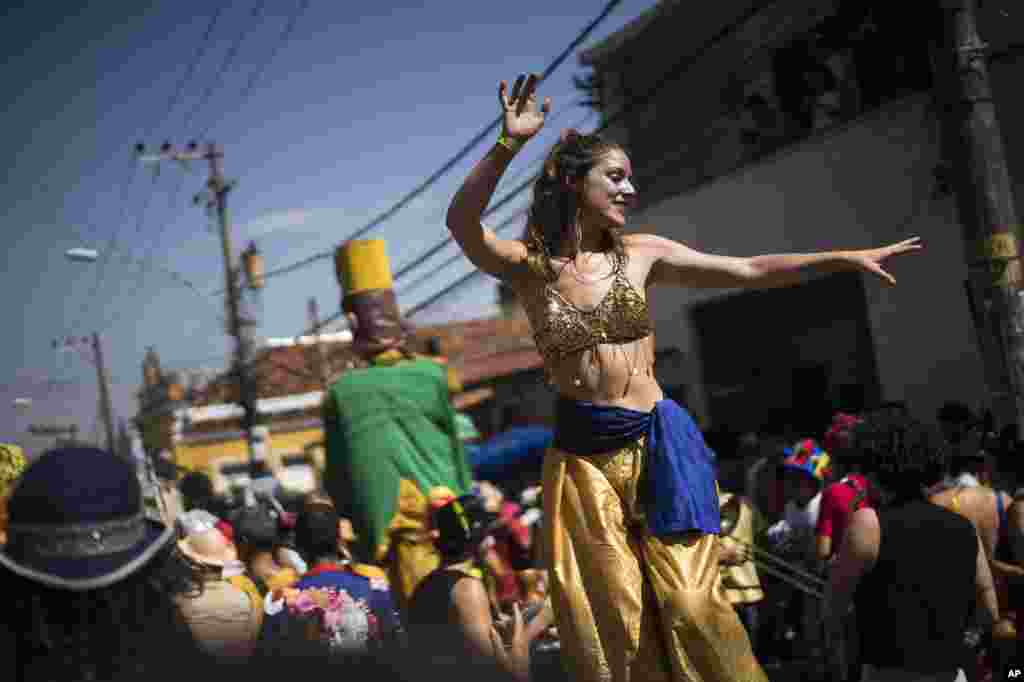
top-left (445, 72), bottom-right (921, 682)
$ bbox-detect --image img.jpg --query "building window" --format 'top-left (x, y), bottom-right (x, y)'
top-left (742, 4), bottom-right (933, 162)
top-left (604, 1), bottom-right (935, 207)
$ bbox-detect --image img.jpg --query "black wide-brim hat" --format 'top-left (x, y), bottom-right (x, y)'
top-left (0, 446), bottom-right (174, 591)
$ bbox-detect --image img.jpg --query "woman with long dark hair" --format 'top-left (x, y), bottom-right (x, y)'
top-left (445, 72), bottom-right (921, 682)
top-left (0, 447), bottom-right (208, 682)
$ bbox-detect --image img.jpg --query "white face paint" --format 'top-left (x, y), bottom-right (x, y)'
top-left (579, 149), bottom-right (637, 231)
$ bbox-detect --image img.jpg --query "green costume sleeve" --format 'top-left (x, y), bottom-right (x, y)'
top-left (323, 358), bottom-right (473, 563)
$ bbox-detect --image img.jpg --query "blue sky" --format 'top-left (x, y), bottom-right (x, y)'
top-left (1, 0), bottom-right (656, 452)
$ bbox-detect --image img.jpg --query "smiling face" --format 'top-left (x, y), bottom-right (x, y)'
top-left (576, 148), bottom-right (636, 232)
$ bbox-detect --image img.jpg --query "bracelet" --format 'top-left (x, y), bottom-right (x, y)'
top-left (497, 131), bottom-right (524, 153)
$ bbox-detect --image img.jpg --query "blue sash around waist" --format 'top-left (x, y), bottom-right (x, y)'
top-left (552, 397), bottom-right (720, 537)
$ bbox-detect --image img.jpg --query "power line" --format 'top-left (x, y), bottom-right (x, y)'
top-left (247, 0), bottom-right (783, 332)
top-left (80, 1), bottom-right (290, 340)
top-left (198, 0), bottom-right (311, 141)
top-left (66, 7), bottom-right (231, 336)
top-left (399, 0), bottom-right (784, 317)
top-left (396, 203), bottom-right (531, 298)
top-left (252, 0), bottom-right (626, 287)
top-left (182, 0), bottom-right (269, 137)
top-left (239, 104), bottom-right (584, 292)
top-left (413, 102), bottom-right (592, 236)
top-left (146, 6), bottom-right (227, 141)
top-left (81, 173), bottom-right (163, 332)
top-left (68, 167), bottom-right (150, 335)
top-left (98, 165), bottom-right (230, 332)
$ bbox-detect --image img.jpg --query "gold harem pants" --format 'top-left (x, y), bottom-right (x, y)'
top-left (542, 440), bottom-right (768, 682)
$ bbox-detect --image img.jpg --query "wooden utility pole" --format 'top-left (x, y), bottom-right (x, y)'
top-left (138, 142), bottom-right (261, 476)
top-left (934, 0), bottom-right (1024, 435)
top-left (92, 332), bottom-right (117, 452)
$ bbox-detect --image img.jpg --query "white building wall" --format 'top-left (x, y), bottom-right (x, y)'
top-left (635, 94), bottom-right (991, 426)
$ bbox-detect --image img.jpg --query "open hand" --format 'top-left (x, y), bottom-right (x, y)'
top-left (491, 602), bottom-right (531, 682)
top-left (849, 237), bottom-right (923, 285)
top-left (500, 73), bottom-right (551, 142)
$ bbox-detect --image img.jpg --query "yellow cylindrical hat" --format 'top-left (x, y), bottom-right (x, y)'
top-left (335, 240), bottom-right (394, 296)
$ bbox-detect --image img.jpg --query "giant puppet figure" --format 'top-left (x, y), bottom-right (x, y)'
top-left (322, 239), bottom-right (474, 612)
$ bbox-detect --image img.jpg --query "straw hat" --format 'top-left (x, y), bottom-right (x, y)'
top-left (176, 509), bottom-right (238, 568)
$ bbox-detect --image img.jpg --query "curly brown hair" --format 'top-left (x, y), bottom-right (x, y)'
top-left (526, 130), bottom-right (628, 278)
top-left (848, 411), bottom-right (950, 504)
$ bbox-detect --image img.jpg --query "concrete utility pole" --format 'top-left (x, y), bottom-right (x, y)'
top-left (92, 332), bottom-right (117, 452)
top-left (138, 142), bottom-right (261, 476)
top-left (933, 0), bottom-right (1024, 435)
top-left (49, 334), bottom-right (115, 450)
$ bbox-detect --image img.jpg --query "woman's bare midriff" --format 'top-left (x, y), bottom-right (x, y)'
top-left (548, 335), bottom-right (664, 412)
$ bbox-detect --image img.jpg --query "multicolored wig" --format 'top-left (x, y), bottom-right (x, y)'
top-left (781, 438), bottom-right (832, 483)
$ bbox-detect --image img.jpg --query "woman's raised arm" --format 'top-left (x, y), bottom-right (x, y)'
top-left (447, 73), bottom-right (550, 279)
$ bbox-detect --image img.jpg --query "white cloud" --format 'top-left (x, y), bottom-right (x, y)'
top-left (242, 208), bottom-right (322, 239)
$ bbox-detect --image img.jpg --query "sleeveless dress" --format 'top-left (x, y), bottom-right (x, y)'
top-left (516, 251), bottom-right (767, 682)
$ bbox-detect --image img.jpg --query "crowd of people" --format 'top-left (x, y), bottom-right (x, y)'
top-left (711, 401), bottom-right (1024, 682)
top-left (0, 443), bottom-right (562, 681)
top-left (2, 399), bottom-right (1021, 682)
top-left (2, 69), bottom-right (1011, 682)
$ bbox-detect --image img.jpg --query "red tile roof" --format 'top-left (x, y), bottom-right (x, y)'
top-left (189, 316), bottom-right (540, 405)
top-left (458, 349), bottom-right (544, 386)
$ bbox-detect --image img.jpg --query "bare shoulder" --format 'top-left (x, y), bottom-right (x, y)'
top-left (451, 574), bottom-right (490, 621)
top-left (850, 506), bottom-right (880, 529)
top-left (624, 232), bottom-right (670, 258)
top-left (451, 573), bottom-right (488, 602)
top-left (848, 507), bottom-right (881, 547)
top-left (623, 232), bottom-right (670, 279)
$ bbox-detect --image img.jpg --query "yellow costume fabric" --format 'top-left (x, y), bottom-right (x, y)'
top-left (383, 480), bottom-right (458, 613)
top-left (542, 440), bottom-right (767, 682)
top-left (264, 567), bottom-right (300, 593)
top-left (718, 492), bottom-right (764, 606)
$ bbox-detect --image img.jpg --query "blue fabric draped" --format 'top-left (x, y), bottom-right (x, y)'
top-left (552, 397), bottom-right (720, 536)
top-left (467, 426), bottom-right (554, 482)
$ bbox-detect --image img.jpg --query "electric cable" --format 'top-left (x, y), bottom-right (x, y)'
top-left (129, 2), bottom-right (790, 380)
top-left (229, 0), bottom-right (786, 334)
top-left (145, 6), bottom-right (227, 141)
top-left (197, 0), bottom-right (310, 141)
top-left (85, 0), bottom-right (295, 338)
top-left (68, 168), bottom-right (151, 335)
top-left (65, 5), bottom-right (233, 336)
top-left (253, 0), bottom-right (776, 296)
top-left (397, 0), bottom-right (785, 316)
top-left (396, 203), bottom-right (530, 298)
top-left (252, 0), bottom-right (626, 286)
top-left (183, 0), bottom-right (269, 138)
top-left (408, 102), bottom-right (593, 253)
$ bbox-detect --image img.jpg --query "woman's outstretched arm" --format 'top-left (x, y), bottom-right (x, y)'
top-left (447, 74), bottom-right (549, 279)
top-left (635, 233), bottom-right (922, 290)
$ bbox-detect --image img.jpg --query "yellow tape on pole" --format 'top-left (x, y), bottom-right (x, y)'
top-left (979, 232), bottom-right (1021, 288)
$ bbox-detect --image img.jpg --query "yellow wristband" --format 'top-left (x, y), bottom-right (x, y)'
top-left (497, 132), bottom-right (524, 153)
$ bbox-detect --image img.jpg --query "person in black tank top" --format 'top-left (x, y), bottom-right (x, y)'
top-left (406, 495), bottom-right (552, 681)
top-left (826, 412), bottom-right (1000, 682)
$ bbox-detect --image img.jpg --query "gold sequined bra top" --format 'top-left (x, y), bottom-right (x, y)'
top-left (521, 251), bottom-right (653, 368)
